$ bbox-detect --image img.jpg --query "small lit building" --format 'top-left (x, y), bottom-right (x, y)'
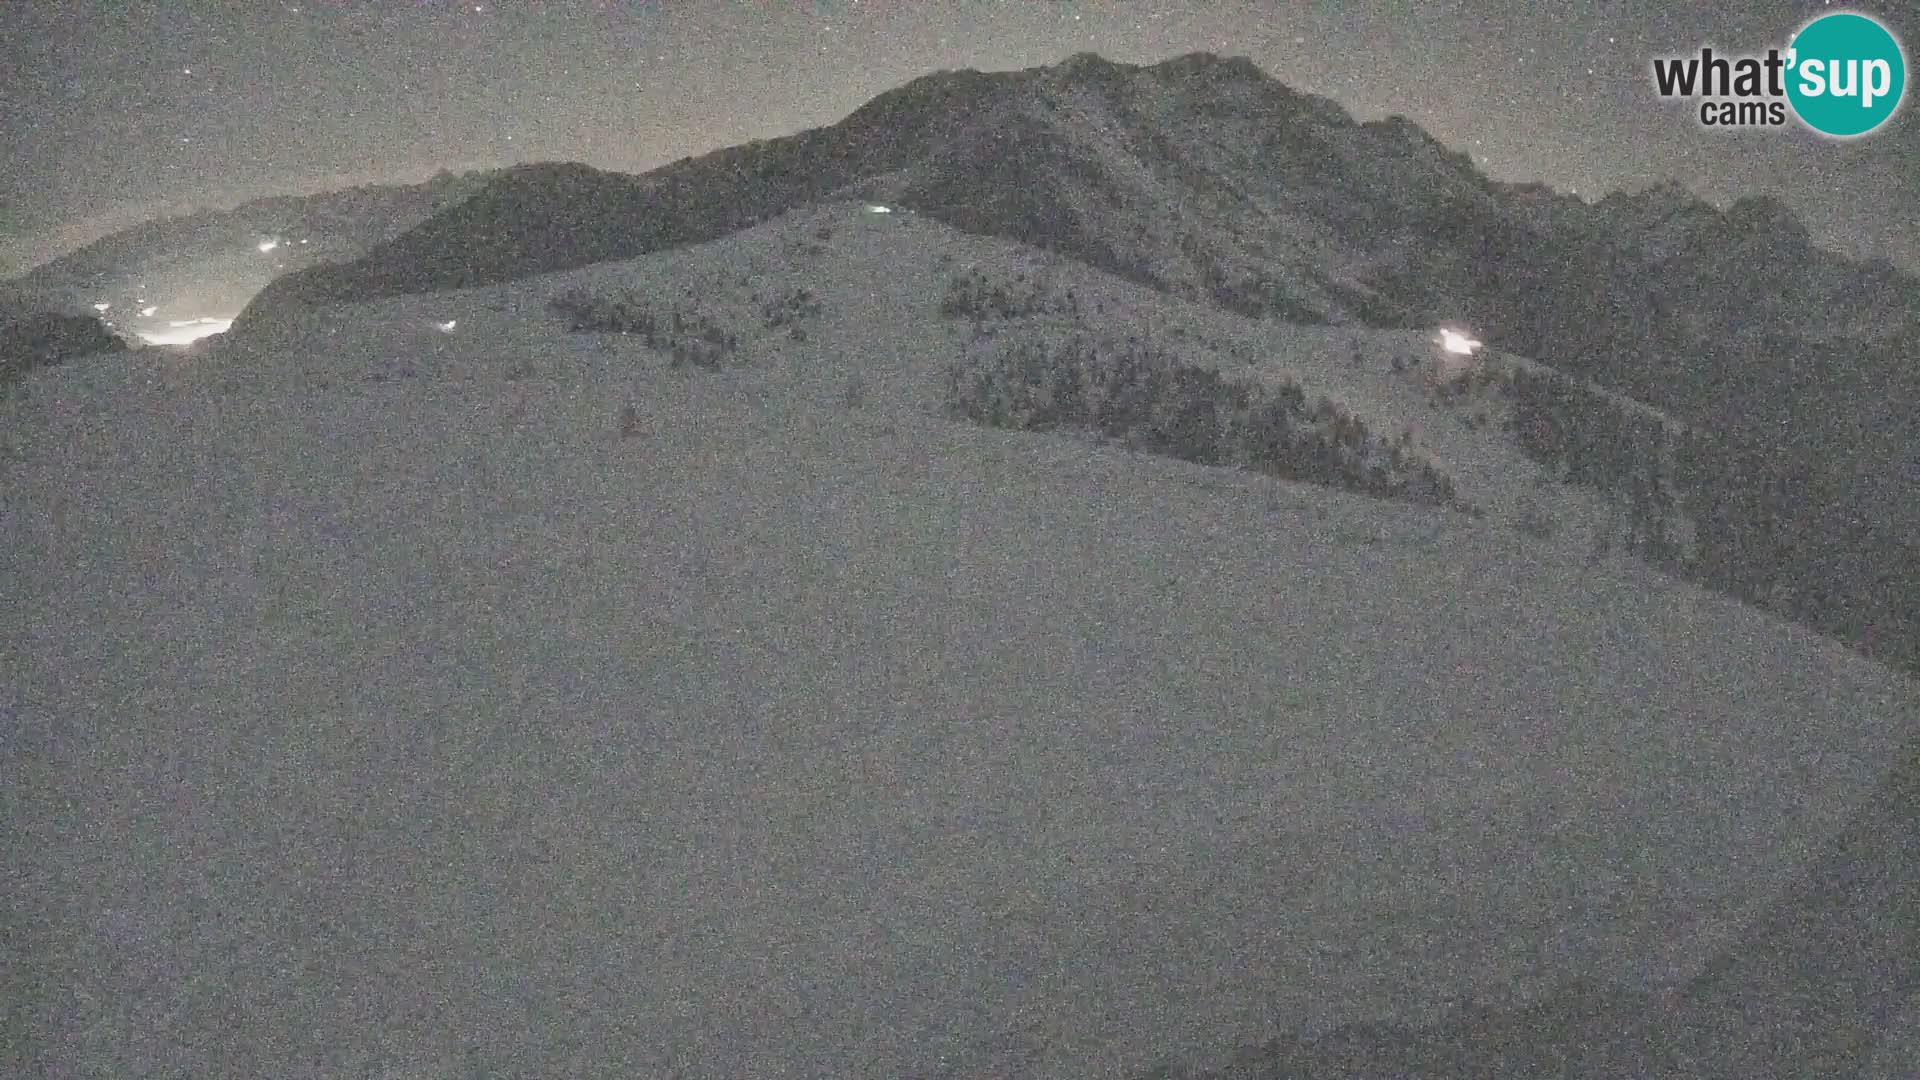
top-left (1427, 325), bottom-right (1484, 387)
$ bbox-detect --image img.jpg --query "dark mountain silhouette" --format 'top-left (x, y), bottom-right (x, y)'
top-left (234, 52), bottom-right (1919, 471)
top-left (235, 51), bottom-right (1498, 327)
top-left (4, 169), bottom-right (493, 336)
top-left (1456, 183), bottom-right (1920, 468)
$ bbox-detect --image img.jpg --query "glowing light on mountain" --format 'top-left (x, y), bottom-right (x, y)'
top-left (1438, 327), bottom-right (1482, 355)
top-left (436, 319), bottom-right (458, 333)
top-left (93, 301), bottom-right (111, 312)
top-left (257, 239), bottom-right (280, 253)
top-left (141, 305), bottom-right (159, 317)
top-left (863, 204), bottom-right (892, 214)
top-left (139, 317), bottom-right (233, 346)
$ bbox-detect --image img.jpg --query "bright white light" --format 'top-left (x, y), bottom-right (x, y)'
top-left (436, 320), bottom-right (458, 333)
top-left (141, 305), bottom-right (159, 317)
top-left (1438, 327), bottom-right (1483, 355)
top-left (863, 204), bottom-right (892, 214)
top-left (93, 301), bottom-right (111, 312)
top-left (139, 317), bottom-right (233, 346)
top-left (257, 238), bottom-right (280, 253)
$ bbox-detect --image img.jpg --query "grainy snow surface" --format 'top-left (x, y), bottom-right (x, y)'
top-left (6, 203), bottom-right (1915, 1077)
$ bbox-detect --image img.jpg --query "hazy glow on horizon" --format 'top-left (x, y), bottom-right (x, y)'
top-left (139, 316), bottom-right (232, 345)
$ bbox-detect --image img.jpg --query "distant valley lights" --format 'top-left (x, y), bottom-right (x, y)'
top-left (138, 317), bottom-right (232, 346)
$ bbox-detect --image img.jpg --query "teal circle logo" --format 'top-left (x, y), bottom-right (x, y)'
top-left (1785, 12), bottom-right (1907, 137)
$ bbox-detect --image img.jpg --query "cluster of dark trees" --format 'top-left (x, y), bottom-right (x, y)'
top-left (1505, 365), bottom-right (1682, 563)
top-left (1196, 260), bottom-right (1325, 323)
top-left (547, 288), bottom-right (739, 370)
top-left (945, 333), bottom-right (1463, 510)
top-left (757, 286), bottom-right (822, 330)
top-left (1501, 360), bottom-right (1920, 674)
top-left (1676, 432), bottom-right (1920, 672)
top-left (938, 268), bottom-right (1081, 324)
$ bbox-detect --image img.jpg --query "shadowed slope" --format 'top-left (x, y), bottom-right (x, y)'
top-left (1159, 732), bottom-right (1919, 1078)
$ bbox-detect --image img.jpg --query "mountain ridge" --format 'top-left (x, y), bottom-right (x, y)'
top-left (2, 170), bottom-right (494, 338)
top-left (231, 52), bottom-right (1919, 467)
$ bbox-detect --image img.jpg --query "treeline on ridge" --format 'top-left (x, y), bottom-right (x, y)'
top-left (944, 332), bottom-right (1466, 511)
top-left (1500, 359), bottom-right (1920, 673)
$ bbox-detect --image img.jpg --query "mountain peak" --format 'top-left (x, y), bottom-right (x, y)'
top-left (1057, 50), bottom-right (1131, 74)
top-left (1357, 114), bottom-right (1483, 183)
top-left (1721, 193), bottom-right (1810, 244)
top-left (1039, 50), bottom-right (1289, 101)
top-left (1602, 180), bottom-right (1709, 215)
top-left (1364, 113), bottom-right (1456, 152)
top-left (1149, 51), bottom-right (1270, 84)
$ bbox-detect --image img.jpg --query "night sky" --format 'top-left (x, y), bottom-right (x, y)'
top-left (3, 1), bottom-right (1916, 275)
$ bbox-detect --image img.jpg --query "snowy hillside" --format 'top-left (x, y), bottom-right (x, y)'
top-left (7, 198), bottom-right (1916, 1077)
top-left (232, 51), bottom-right (1920, 500)
top-left (233, 199), bottom-right (1641, 556)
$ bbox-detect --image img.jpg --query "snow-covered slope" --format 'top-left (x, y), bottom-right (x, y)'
top-left (232, 51), bottom-right (1920, 489)
top-left (231, 200), bottom-right (1629, 554)
top-left (6, 200), bottom-right (1915, 1078)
